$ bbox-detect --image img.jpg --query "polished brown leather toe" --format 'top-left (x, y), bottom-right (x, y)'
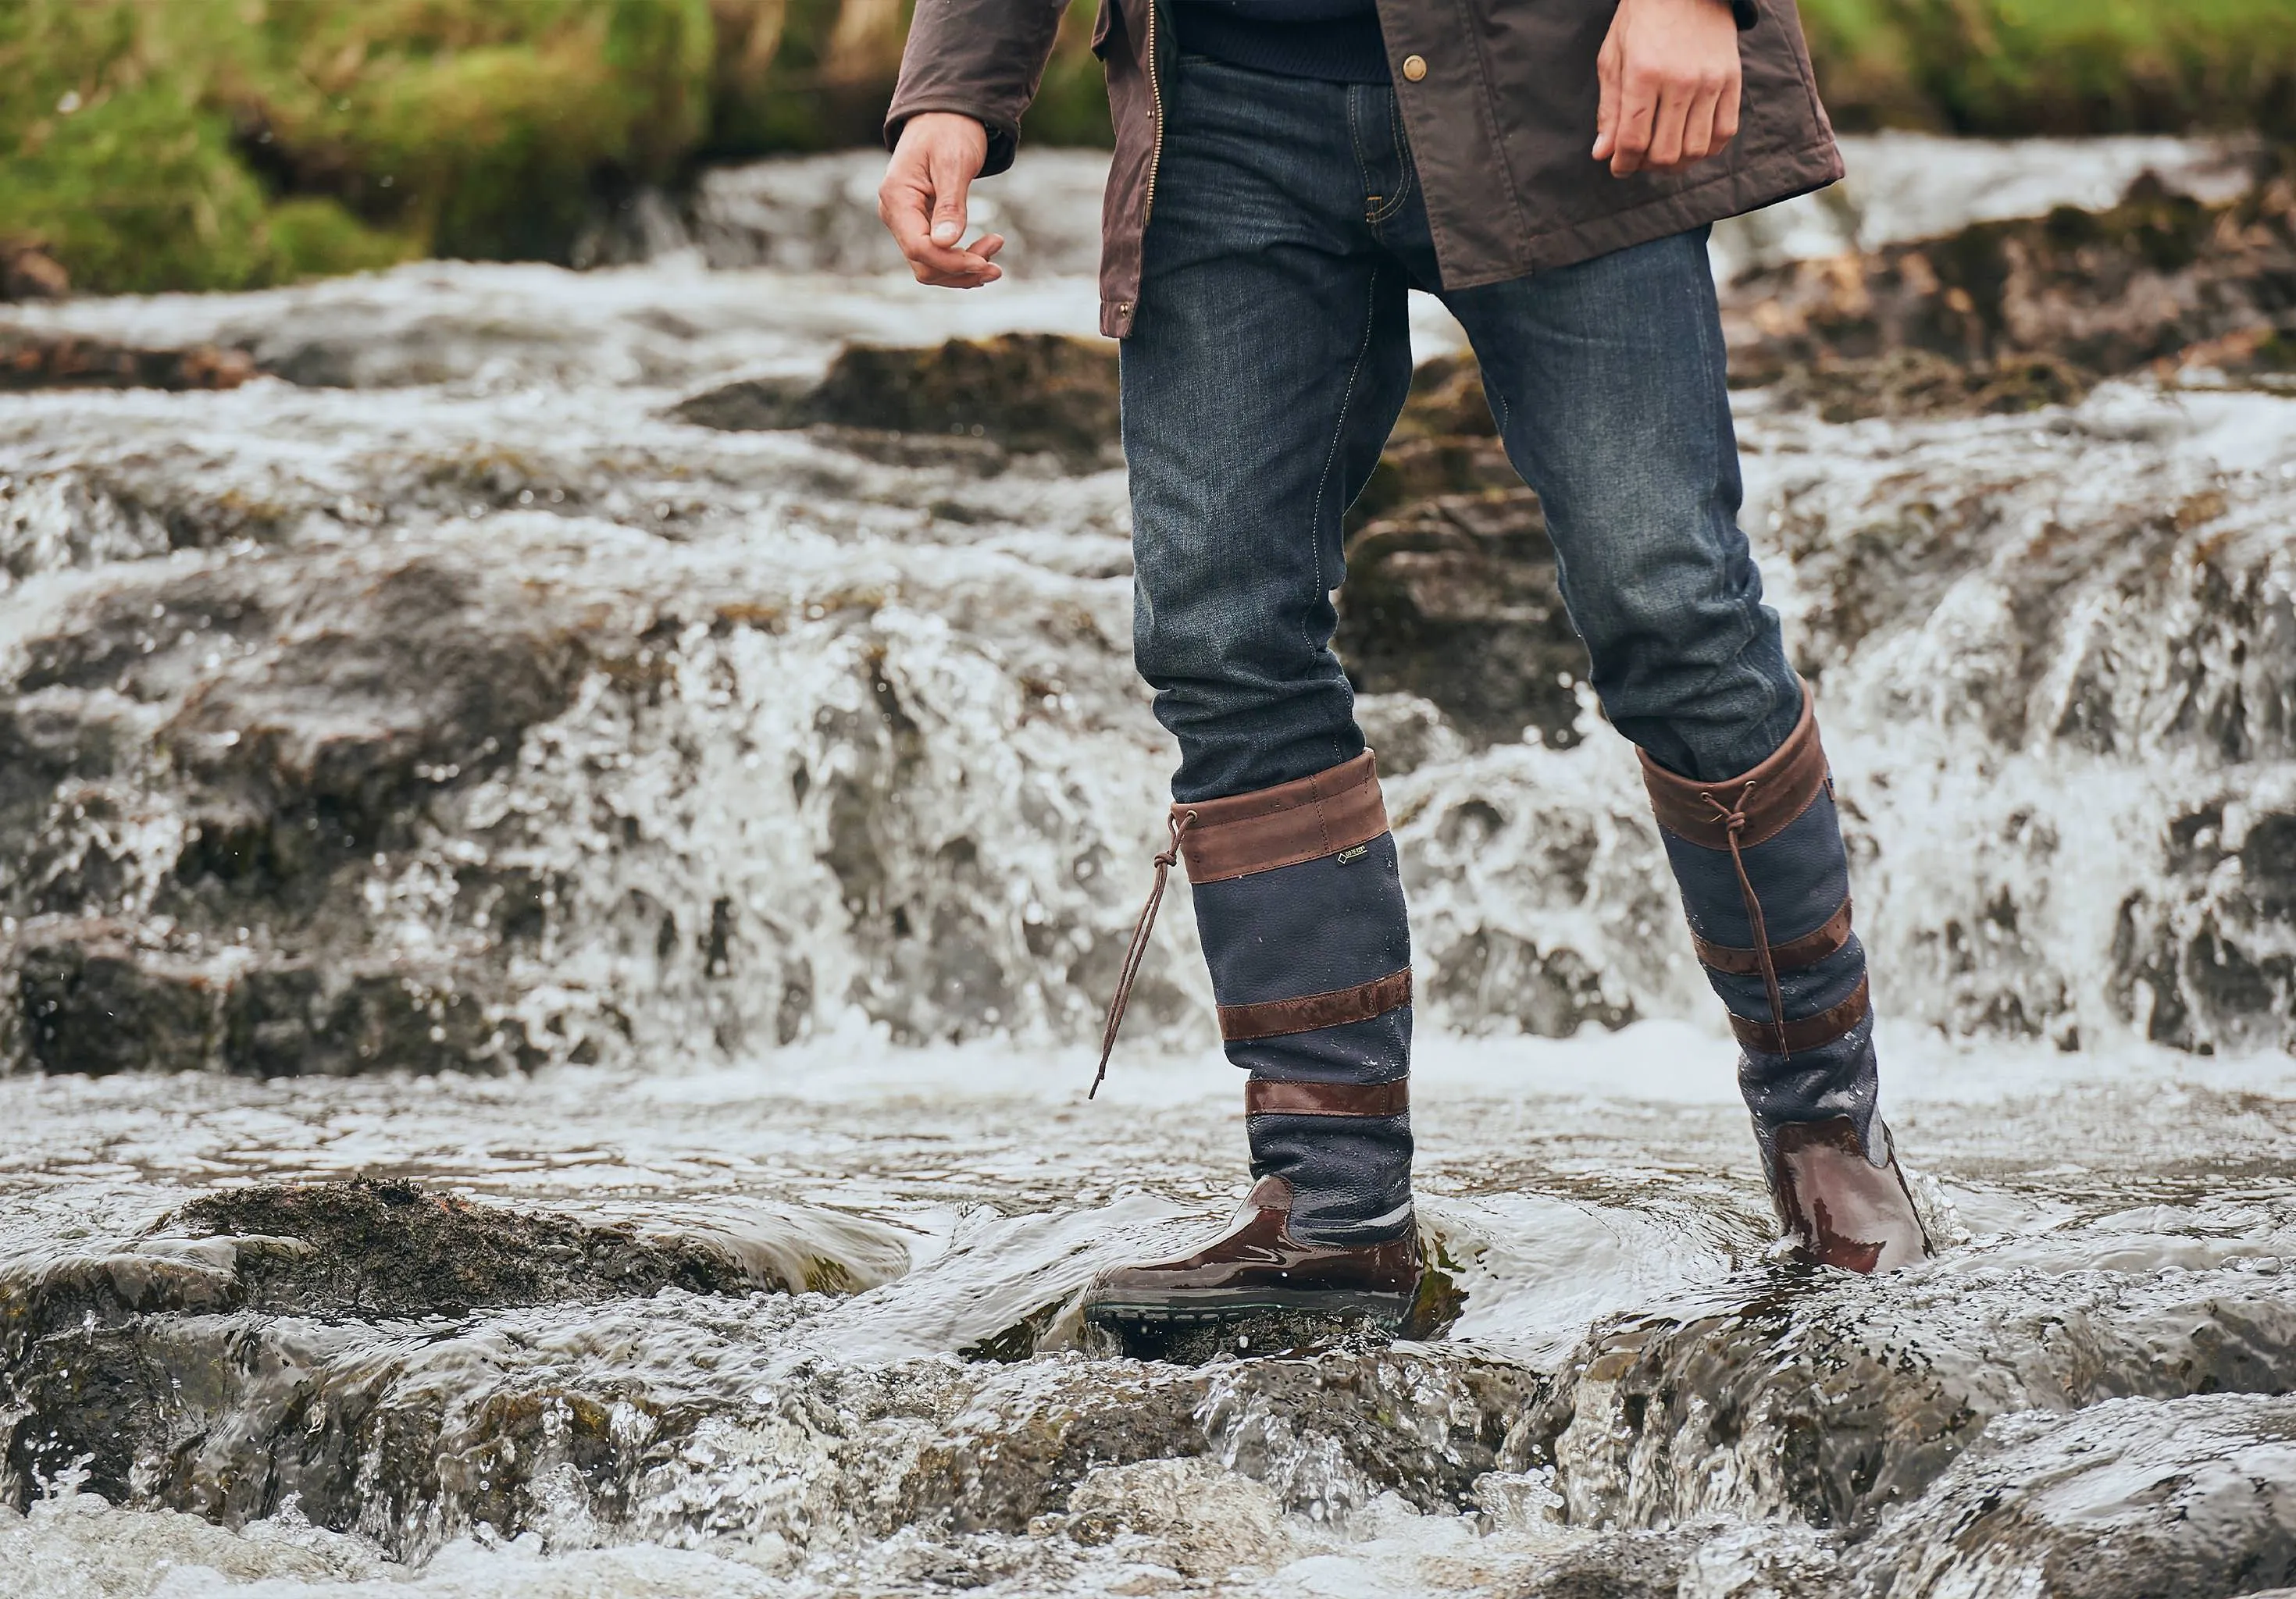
top-left (1770, 1115), bottom-right (1934, 1273)
top-left (1084, 1176), bottom-right (1419, 1324)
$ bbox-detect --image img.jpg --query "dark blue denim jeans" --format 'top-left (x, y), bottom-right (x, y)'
top-left (1122, 57), bottom-right (1806, 803)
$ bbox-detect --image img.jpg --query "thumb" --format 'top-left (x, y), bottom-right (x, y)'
top-left (928, 147), bottom-right (974, 248)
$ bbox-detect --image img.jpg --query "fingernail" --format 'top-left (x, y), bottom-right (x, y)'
top-left (932, 222), bottom-right (960, 244)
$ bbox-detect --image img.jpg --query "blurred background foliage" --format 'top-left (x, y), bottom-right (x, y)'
top-left (2, 0), bottom-right (2291, 296)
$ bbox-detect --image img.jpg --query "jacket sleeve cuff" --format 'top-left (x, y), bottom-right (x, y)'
top-left (1731, 0), bottom-right (1759, 28)
top-left (881, 107), bottom-right (1021, 178)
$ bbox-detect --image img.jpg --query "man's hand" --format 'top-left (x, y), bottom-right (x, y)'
top-left (1592, 0), bottom-right (1743, 178)
top-left (879, 112), bottom-right (1007, 287)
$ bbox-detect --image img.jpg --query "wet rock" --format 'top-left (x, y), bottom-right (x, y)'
top-left (1427, 928), bottom-right (1637, 1039)
top-left (1052, 1458), bottom-right (1296, 1579)
top-left (1858, 1394), bottom-right (2296, 1599)
top-left (1347, 432), bottom-right (1521, 529)
top-left (1, 244), bottom-right (70, 302)
top-left (1196, 1346), bottom-right (1543, 1519)
top-left (1537, 1262), bottom-right (2296, 1533)
top-left (11, 922), bottom-right (523, 1077)
top-left (5, 1179), bottom-right (780, 1341)
top-left (0, 1184), bottom-right (899, 1533)
top-left (1354, 693), bottom-right (1471, 777)
top-left (1510, 1526), bottom-right (1706, 1598)
top-left (1335, 490), bottom-right (1590, 750)
top-left (671, 333), bottom-right (1122, 466)
top-left (1725, 171), bottom-right (2296, 393)
top-left (1394, 750), bottom-right (1698, 1042)
top-left (1386, 354), bottom-right (1501, 443)
top-left (159, 1179), bottom-right (776, 1316)
top-left (1757, 347), bottom-right (2092, 422)
top-left (17, 927), bottom-right (220, 1075)
top-left (0, 329), bottom-right (253, 391)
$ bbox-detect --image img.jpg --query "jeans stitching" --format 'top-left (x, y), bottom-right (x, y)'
top-left (1308, 264), bottom-right (1383, 766)
top-left (1346, 87), bottom-right (1377, 209)
top-left (1367, 93), bottom-right (1414, 226)
top-left (1675, 234), bottom-right (1792, 767)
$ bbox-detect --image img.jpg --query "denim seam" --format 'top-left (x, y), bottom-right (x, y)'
top-left (1307, 265), bottom-right (1384, 767)
top-left (1677, 255), bottom-right (1795, 767)
top-left (1367, 92), bottom-right (1415, 226)
top-left (1346, 86), bottom-right (1378, 217)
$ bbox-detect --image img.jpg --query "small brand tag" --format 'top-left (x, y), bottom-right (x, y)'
top-left (1335, 845), bottom-right (1369, 865)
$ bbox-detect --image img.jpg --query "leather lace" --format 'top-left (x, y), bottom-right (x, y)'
top-left (1706, 782), bottom-right (1792, 1057)
top-left (1090, 809), bottom-right (1195, 1099)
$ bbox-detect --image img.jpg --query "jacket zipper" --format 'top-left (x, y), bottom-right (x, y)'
top-left (1142, 0), bottom-right (1165, 230)
top-left (1115, 0), bottom-right (1165, 325)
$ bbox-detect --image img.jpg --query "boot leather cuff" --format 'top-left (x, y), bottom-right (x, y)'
top-left (1638, 684), bottom-right (1827, 849)
top-left (1245, 1077), bottom-right (1409, 1117)
top-left (1175, 751), bottom-right (1390, 882)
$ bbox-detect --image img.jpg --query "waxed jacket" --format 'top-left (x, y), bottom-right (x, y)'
top-left (886, 0), bottom-right (1842, 338)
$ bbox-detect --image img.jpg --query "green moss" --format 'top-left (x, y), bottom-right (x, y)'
top-left (3, 0), bottom-right (2287, 297)
top-left (1021, 0), bottom-right (1115, 150)
top-left (1, 0), bottom-right (711, 292)
top-left (1804, 0), bottom-right (2296, 137)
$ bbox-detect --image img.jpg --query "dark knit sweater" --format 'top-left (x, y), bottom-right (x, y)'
top-left (1171, 0), bottom-right (1391, 84)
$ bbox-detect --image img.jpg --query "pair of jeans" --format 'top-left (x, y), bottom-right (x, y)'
top-left (1121, 56), bottom-right (1806, 803)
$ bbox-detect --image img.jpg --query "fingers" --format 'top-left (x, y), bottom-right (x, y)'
top-left (1674, 76), bottom-right (1723, 164)
top-left (876, 113), bottom-right (1000, 288)
top-left (1592, 29), bottom-right (1623, 162)
top-left (1715, 69), bottom-right (1742, 147)
top-left (881, 172), bottom-right (1000, 286)
top-left (925, 142), bottom-right (974, 248)
top-left (1593, 0), bottom-right (1743, 176)
top-left (1608, 65), bottom-right (1660, 176)
top-left (1644, 74), bottom-right (1694, 169)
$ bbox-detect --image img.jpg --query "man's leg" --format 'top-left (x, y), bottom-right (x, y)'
top-left (1086, 61), bottom-right (1423, 1323)
top-left (1424, 226), bottom-right (1929, 1271)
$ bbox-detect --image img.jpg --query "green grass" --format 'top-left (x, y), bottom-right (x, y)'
top-left (2, 0), bottom-right (2286, 297)
top-left (1, 0), bottom-right (715, 292)
top-left (1804, 0), bottom-right (2296, 137)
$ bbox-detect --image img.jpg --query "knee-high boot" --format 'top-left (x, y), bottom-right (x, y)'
top-left (1084, 753), bottom-right (1421, 1325)
top-left (1638, 687), bottom-right (1932, 1272)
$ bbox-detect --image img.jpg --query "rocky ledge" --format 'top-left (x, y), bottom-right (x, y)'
top-left (8, 1186), bottom-right (2295, 1594)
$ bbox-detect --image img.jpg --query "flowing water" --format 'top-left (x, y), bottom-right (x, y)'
top-left (2, 135), bottom-right (2294, 1598)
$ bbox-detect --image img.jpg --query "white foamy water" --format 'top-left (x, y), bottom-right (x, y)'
top-left (1, 141), bottom-right (2292, 1598)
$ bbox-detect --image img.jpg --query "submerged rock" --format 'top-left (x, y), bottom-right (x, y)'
top-left (2, 1223), bottom-right (1535, 1560)
top-left (1536, 1261), bottom-right (2296, 1533)
top-left (1858, 1394), bottom-right (2296, 1599)
top-left (0, 1181), bottom-right (904, 1532)
top-left (0, 330), bottom-right (253, 392)
top-left (2, 1179), bottom-right (803, 1340)
top-left (672, 333), bottom-right (1123, 466)
top-left (162, 1179), bottom-right (783, 1315)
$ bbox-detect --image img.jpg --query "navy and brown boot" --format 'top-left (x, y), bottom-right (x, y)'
top-left (1639, 687), bottom-right (1933, 1273)
top-left (1085, 753), bottom-right (1422, 1329)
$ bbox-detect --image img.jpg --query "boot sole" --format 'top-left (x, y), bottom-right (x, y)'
top-left (1083, 1287), bottom-right (1413, 1327)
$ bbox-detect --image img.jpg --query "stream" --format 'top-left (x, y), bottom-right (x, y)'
top-left (2, 133), bottom-right (2293, 1598)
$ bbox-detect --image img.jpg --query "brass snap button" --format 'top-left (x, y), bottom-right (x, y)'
top-left (1401, 53), bottom-right (1427, 81)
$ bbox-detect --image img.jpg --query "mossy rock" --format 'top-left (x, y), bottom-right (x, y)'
top-left (162, 1177), bottom-right (781, 1317)
top-left (673, 333), bottom-right (1122, 465)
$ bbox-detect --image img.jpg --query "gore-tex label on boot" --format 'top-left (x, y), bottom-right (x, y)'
top-left (1336, 845), bottom-right (1369, 864)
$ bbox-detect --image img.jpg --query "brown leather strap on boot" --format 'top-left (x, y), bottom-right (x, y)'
top-left (1092, 753), bottom-right (1392, 1095)
top-left (1091, 809), bottom-right (1194, 1098)
top-left (1244, 1078), bottom-right (1409, 1116)
top-left (1638, 687), bottom-right (1869, 1056)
